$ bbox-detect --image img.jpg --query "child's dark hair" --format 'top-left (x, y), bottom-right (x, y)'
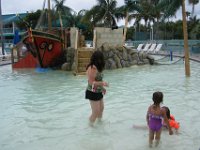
top-left (152, 91), bottom-right (163, 105)
top-left (86, 50), bottom-right (105, 72)
top-left (162, 106), bottom-right (170, 119)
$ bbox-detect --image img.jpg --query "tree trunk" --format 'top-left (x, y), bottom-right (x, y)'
top-left (123, 12), bottom-right (129, 45)
top-left (182, 0), bottom-right (190, 77)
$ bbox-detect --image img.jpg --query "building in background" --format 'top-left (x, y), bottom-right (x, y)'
top-left (0, 13), bottom-right (27, 52)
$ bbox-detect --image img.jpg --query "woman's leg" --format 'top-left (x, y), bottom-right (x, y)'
top-left (97, 99), bottom-right (104, 120)
top-left (89, 100), bottom-right (100, 124)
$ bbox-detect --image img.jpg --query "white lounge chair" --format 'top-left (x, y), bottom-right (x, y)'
top-left (136, 44), bottom-right (144, 52)
top-left (0, 54), bottom-right (6, 61)
top-left (142, 43), bottom-right (151, 52)
top-left (0, 47), bottom-right (2, 55)
top-left (154, 44), bottom-right (162, 53)
top-left (0, 49), bottom-right (11, 61)
top-left (0, 47), bottom-right (4, 60)
top-left (147, 44), bottom-right (157, 53)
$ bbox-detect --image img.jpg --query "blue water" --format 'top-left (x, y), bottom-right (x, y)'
top-left (0, 60), bottom-right (200, 150)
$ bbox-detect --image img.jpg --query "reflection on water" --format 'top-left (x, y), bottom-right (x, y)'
top-left (0, 62), bottom-right (200, 150)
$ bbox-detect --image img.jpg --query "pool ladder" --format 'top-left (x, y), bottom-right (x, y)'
top-left (74, 47), bottom-right (94, 75)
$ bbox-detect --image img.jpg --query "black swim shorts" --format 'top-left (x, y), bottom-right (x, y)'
top-left (85, 90), bottom-right (103, 101)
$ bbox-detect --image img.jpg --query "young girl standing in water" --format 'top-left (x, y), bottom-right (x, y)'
top-left (146, 91), bottom-right (173, 147)
top-left (85, 50), bottom-right (108, 126)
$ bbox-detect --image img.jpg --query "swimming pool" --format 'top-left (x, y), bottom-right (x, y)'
top-left (0, 60), bottom-right (200, 150)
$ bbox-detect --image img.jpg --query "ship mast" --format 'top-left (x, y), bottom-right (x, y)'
top-left (0, 0), bottom-right (5, 55)
top-left (48, 0), bottom-right (52, 30)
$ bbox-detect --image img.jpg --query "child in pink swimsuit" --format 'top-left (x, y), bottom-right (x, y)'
top-left (146, 91), bottom-right (173, 147)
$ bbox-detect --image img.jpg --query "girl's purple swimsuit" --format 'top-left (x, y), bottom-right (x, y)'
top-left (148, 113), bottom-right (163, 131)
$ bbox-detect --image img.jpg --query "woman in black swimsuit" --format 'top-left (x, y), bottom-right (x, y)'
top-left (85, 50), bottom-right (108, 126)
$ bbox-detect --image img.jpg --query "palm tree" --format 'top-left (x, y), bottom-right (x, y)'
top-left (52, 0), bottom-right (75, 41)
top-left (82, 0), bottom-right (118, 28)
top-left (136, 0), bottom-right (154, 26)
top-left (188, 0), bottom-right (199, 16)
top-left (159, 0), bottom-right (199, 77)
top-left (115, 0), bottom-right (141, 44)
top-left (52, 0), bottom-right (75, 27)
top-left (53, 0), bottom-right (74, 15)
top-left (188, 15), bottom-right (199, 34)
top-left (133, 0), bottom-right (162, 26)
top-left (188, 15), bottom-right (200, 39)
top-left (131, 0), bottom-right (164, 41)
top-left (71, 10), bottom-right (87, 27)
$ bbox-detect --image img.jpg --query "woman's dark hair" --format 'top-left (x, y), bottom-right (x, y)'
top-left (86, 50), bottom-right (105, 72)
top-left (162, 106), bottom-right (170, 119)
top-left (152, 91), bottom-right (163, 105)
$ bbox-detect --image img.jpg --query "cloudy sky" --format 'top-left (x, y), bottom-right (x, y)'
top-left (2, 0), bottom-right (200, 25)
top-left (2, 0), bottom-right (116, 14)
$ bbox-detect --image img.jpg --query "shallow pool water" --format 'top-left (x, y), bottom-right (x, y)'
top-left (0, 60), bottom-right (200, 150)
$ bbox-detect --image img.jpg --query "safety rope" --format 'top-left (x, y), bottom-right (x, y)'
top-left (154, 57), bottom-right (183, 65)
top-left (154, 55), bottom-right (169, 61)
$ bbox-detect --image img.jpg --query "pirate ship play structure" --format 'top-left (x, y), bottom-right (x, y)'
top-left (11, 0), bottom-right (68, 68)
top-left (11, 0), bottom-right (126, 76)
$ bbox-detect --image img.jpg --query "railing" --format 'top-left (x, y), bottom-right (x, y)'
top-left (0, 28), bottom-right (26, 35)
top-left (2, 28), bottom-right (13, 33)
top-left (0, 39), bottom-right (13, 44)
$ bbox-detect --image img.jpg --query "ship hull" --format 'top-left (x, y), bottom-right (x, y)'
top-left (12, 29), bottom-right (64, 68)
